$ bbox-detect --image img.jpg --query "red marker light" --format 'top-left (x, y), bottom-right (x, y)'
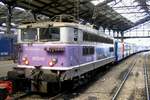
top-left (48, 58), bottom-right (57, 67)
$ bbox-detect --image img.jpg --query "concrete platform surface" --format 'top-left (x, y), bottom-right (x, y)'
top-left (0, 60), bottom-right (17, 77)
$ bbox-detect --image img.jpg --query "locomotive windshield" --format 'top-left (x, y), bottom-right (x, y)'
top-left (39, 27), bottom-right (60, 42)
top-left (20, 27), bottom-right (60, 42)
top-left (21, 28), bottom-right (37, 42)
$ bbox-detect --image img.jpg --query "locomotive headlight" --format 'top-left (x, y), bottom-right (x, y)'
top-left (48, 61), bottom-right (53, 67)
top-left (22, 57), bottom-right (29, 65)
top-left (24, 60), bottom-right (29, 65)
top-left (48, 58), bottom-right (57, 67)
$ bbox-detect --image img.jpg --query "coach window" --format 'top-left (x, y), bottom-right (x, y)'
top-left (39, 27), bottom-right (60, 42)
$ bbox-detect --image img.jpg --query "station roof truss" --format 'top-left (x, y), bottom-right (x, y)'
top-left (0, 0), bottom-right (150, 32)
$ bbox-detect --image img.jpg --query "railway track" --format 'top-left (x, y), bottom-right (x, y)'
top-left (111, 57), bottom-right (137, 100)
top-left (51, 54), bottom-right (139, 100)
top-left (144, 53), bottom-right (150, 100)
top-left (51, 55), bottom-right (138, 100)
top-left (13, 92), bottom-right (31, 100)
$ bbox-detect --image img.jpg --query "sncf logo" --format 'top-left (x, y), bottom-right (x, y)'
top-left (32, 56), bottom-right (45, 61)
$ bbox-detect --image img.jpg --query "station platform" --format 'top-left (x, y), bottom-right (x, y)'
top-left (0, 60), bottom-right (16, 77)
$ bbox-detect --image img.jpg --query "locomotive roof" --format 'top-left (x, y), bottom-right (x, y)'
top-left (18, 21), bottom-right (113, 40)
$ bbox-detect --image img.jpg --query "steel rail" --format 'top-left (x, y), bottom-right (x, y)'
top-left (144, 54), bottom-right (150, 100)
top-left (49, 92), bottom-right (66, 100)
top-left (111, 58), bottom-right (137, 100)
top-left (13, 92), bottom-right (32, 100)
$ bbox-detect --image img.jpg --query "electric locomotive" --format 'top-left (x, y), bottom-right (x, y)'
top-left (8, 17), bottom-right (115, 93)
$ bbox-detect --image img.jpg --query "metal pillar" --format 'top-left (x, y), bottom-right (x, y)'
top-left (117, 31), bottom-right (119, 38)
top-left (103, 27), bottom-right (106, 34)
top-left (33, 12), bottom-right (37, 21)
top-left (121, 31), bottom-right (124, 43)
top-left (6, 4), bottom-right (12, 34)
top-left (142, 24), bottom-right (145, 36)
top-left (113, 30), bottom-right (115, 37)
top-left (121, 31), bottom-right (124, 58)
top-left (108, 29), bottom-right (111, 35)
top-left (136, 28), bottom-right (137, 37)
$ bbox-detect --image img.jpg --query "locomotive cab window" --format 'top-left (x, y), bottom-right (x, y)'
top-left (21, 28), bottom-right (37, 42)
top-left (39, 27), bottom-right (60, 42)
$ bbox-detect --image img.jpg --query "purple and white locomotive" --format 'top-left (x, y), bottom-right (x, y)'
top-left (9, 20), bottom-right (115, 92)
top-left (8, 18), bottom-right (149, 93)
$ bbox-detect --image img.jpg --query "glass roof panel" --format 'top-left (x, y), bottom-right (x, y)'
top-left (91, 0), bottom-right (106, 6)
top-left (108, 0), bottom-right (148, 23)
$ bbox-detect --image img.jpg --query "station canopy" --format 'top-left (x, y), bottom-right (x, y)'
top-left (0, 0), bottom-right (150, 31)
